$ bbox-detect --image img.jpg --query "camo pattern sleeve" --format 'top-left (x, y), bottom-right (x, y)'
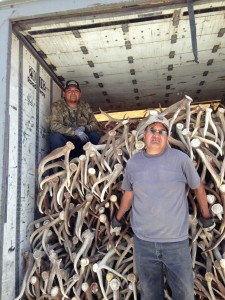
top-left (49, 99), bottom-right (76, 137)
top-left (78, 101), bottom-right (100, 132)
top-left (49, 99), bottom-right (99, 137)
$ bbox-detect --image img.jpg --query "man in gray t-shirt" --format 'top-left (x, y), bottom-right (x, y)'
top-left (111, 115), bottom-right (215, 300)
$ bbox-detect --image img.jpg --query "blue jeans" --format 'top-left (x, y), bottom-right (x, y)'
top-left (134, 235), bottom-right (194, 300)
top-left (49, 131), bottom-right (100, 158)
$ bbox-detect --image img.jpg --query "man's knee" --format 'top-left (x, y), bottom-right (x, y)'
top-left (87, 131), bottom-right (100, 145)
top-left (49, 132), bottom-right (68, 151)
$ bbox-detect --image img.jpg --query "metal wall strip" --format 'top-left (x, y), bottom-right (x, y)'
top-left (35, 62), bottom-right (40, 221)
top-left (0, 19), bottom-right (11, 299)
top-left (15, 39), bottom-right (24, 295)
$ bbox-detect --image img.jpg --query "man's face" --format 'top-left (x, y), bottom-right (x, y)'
top-left (144, 122), bottom-right (168, 154)
top-left (64, 86), bottom-right (81, 106)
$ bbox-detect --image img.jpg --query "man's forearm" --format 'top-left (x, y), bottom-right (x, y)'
top-left (194, 182), bottom-right (211, 218)
top-left (116, 190), bottom-right (133, 221)
top-left (50, 121), bottom-right (75, 137)
top-left (86, 116), bottom-right (99, 132)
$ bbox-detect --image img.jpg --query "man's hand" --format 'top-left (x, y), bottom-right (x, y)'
top-left (110, 215), bottom-right (122, 236)
top-left (198, 217), bottom-right (215, 231)
top-left (74, 126), bottom-right (89, 143)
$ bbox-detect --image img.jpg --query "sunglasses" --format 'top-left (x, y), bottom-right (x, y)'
top-left (145, 128), bottom-right (168, 136)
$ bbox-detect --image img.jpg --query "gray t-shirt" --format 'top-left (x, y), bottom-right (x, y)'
top-left (121, 147), bottom-right (200, 242)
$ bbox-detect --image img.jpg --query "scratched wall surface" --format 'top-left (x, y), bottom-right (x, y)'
top-left (38, 66), bottom-right (51, 162)
top-left (38, 67), bottom-right (61, 162)
top-left (2, 33), bottom-right (20, 299)
top-left (21, 48), bottom-right (39, 233)
top-left (52, 79), bottom-right (62, 104)
top-left (2, 33), bottom-right (62, 299)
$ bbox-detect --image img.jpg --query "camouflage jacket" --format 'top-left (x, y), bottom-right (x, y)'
top-left (49, 99), bottom-right (99, 137)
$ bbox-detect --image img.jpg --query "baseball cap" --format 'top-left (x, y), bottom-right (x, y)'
top-left (65, 80), bottom-right (81, 91)
top-left (145, 115), bottom-right (169, 130)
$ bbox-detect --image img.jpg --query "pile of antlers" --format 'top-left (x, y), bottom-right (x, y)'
top-left (16, 96), bottom-right (225, 300)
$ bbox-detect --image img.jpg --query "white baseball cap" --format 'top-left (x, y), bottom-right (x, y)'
top-left (145, 115), bottom-right (169, 130)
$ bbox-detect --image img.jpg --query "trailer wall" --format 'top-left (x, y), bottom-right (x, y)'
top-left (2, 33), bottom-right (61, 299)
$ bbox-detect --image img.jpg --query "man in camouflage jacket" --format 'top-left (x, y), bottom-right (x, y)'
top-left (49, 80), bottom-right (100, 157)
